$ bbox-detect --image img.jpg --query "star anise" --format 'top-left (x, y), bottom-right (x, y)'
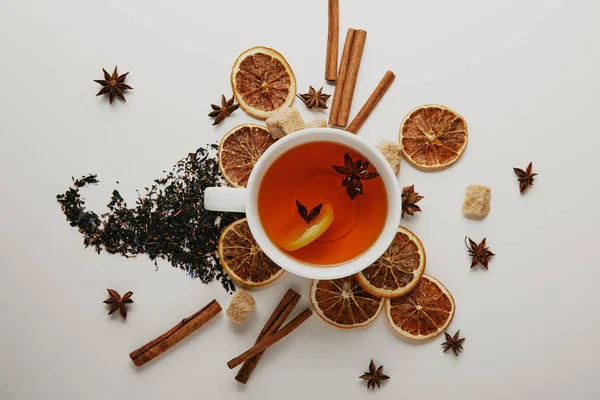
top-left (465, 237), bottom-right (495, 270)
top-left (103, 289), bottom-right (134, 320)
top-left (359, 359), bottom-right (390, 390)
top-left (94, 66), bottom-right (133, 104)
top-left (333, 153), bottom-right (380, 200)
top-left (442, 330), bottom-right (465, 356)
top-left (401, 185), bottom-right (424, 217)
top-left (513, 162), bottom-right (537, 193)
top-left (296, 86), bottom-right (330, 109)
top-left (296, 200), bottom-right (323, 224)
top-left (209, 95), bottom-right (240, 125)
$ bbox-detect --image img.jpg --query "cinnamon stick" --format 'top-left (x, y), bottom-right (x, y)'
top-left (329, 28), bottom-right (356, 126)
top-left (336, 29), bottom-right (367, 127)
top-left (129, 299), bottom-right (221, 367)
top-left (235, 289), bottom-right (301, 384)
top-left (347, 70), bottom-right (396, 134)
top-left (325, 0), bottom-right (339, 81)
top-left (227, 308), bottom-right (312, 369)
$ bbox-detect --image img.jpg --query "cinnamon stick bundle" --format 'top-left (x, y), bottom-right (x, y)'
top-left (347, 70), bottom-right (396, 134)
top-left (129, 299), bottom-right (221, 367)
top-left (325, 0), bottom-right (339, 81)
top-left (227, 308), bottom-right (312, 369)
top-left (235, 289), bottom-right (301, 384)
top-left (329, 29), bottom-right (367, 127)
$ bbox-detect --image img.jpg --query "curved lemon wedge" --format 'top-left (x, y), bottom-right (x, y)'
top-left (277, 204), bottom-right (334, 251)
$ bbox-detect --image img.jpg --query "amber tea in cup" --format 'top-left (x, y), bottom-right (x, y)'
top-left (257, 141), bottom-right (388, 266)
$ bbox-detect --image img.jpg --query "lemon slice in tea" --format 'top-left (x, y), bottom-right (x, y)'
top-left (277, 204), bottom-right (334, 251)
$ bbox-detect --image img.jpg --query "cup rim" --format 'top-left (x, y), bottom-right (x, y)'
top-left (246, 128), bottom-right (401, 280)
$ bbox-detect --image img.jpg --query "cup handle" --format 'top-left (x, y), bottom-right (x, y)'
top-left (204, 187), bottom-right (246, 213)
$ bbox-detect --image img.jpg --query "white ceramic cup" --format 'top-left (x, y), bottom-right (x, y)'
top-left (204, 128), bottom-right (401, 280)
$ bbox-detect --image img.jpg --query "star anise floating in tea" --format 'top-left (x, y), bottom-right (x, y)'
top-left (94, 66), bottom-right (133, 104)
top-left (359, 359), bottom-right (390, 390)
top-left (103, 289), bottom-right (134, 320)
top-left (513, 162), bottom-right (537, 193)
top-left (296, 200), bottom-right (323, 224)
top-left (296, 86), bottom-right (330, 109)
top-left (442, 330), bottom-right (465, 356)
top-left (333, 153), bottom-right (380, 200)
top-left (401, 185), bottom-right (424, 218)
top-left (209, 94), bottom-right (240, 125)
top-left (465, 237), bottom-right (495, 270)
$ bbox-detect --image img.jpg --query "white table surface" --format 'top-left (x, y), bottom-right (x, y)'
top-left (1, 0), bottom-right (599, 399)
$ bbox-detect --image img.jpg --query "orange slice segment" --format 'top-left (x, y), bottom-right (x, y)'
top-left (310, 276), bottom-right (384, 329)
top-left (277, 204), bottom-right (334, 251)
top-left (385, 274), bottom-right (455, 340)
top-left (218, 218), bottom-right (283, 287)
top-left (400, 104), bottom-right (468, 170)
top-left (231, 46), bottom-right (296, 120)
top-left (218, 124), bottom-right (275, 188)
top-left (356, 226), bottom-right (426, 298)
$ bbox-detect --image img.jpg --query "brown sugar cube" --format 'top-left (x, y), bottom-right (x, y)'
top-left (305, 118), bottom-right (328, 129)
top-left (462, 185), bottom-right (491, 217)
top-left (226, 290), bottom-right (255, 324)
top-left (375, 140), bottom-right (402, 175)
top-left (266, 106), bottom-right (305, 140)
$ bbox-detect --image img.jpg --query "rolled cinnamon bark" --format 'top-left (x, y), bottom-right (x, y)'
top-left (129, 299), bottom-right (221, 367)
top-left (235, 289), bottom-right (301, 384)
top-left (325, 0), bottom-right (339, 81)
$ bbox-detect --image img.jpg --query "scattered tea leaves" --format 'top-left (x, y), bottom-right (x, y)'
top-left (57, 145), bottom-right (241, 292)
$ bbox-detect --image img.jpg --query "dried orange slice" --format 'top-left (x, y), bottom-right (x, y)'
top-left (218, 124), bottom-right (275, 188)
top-left (356, 226), bottom-right (426, 298)
top-left (218, 218), bottom-right (283, 287)
top-left (231, 46), bottom-right (296, 120)
top-left (385, 274), bottom-right (455, 340)
top-left (277, 204), bottom-right (334, 251)
top-left (400, 104), bottom-right (468, 170)
top-left (310, 276), bottom-right (384, 329)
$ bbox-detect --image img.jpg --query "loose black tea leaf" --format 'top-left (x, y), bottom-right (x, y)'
top-left (57, 145), bottom-right (241, 292)
top-left (296, 200), bottom-right (323, 224)
top-left (333, 153), bottom-right (380, 200)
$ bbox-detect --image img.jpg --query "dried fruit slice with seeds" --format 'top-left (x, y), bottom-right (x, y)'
top-left (218, 218), bottom-right (283, 287)
top-left (356, 226), bottom-right (426, 298)
top-left (231, 46), bottom-right (296, 120)
top-left (218, 124), bottom-right (275, 187)
top-left (400, 104), bottom-right (468, 170)
top-left (310, 275), bottom-right (384, 329)
top-left (385, 274), bottom-right (455, 340)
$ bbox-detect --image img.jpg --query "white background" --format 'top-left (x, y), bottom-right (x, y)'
top-left (1, 0), bottom-right (599, 399)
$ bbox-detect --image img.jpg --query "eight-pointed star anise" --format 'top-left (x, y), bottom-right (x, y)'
top-left (103, 289), bottom-right (134, 320)
top-left (513, 162), bottom-right (537, 193)
top-left (465, 237), bottom-right (495, 270)
top-left (296, 86), bottom-right (330, 109)
top-left (359, 359), bottom-right (390, 390)
top-left (208, 94), bottom-right (240, 125)
top-left (94, 66), bottom-right (133, 104)
top-left (333, 153), bottom-right (380, 200)
top-left (442, 330), bottom-right (465, 356)
top-left (401, 185), bottom-right (424, 217)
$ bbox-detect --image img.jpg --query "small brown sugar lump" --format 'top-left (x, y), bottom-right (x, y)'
top-left (266, 106), bottom-right (305, 139)
top-left (306, 118), bottom-right (328, 128)
top-left (375, 140), bottom-right (402, 174)
top-left (226, 290), bottom-right (256, 324)
top-left (462, 185), bottom-right (491, 217)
